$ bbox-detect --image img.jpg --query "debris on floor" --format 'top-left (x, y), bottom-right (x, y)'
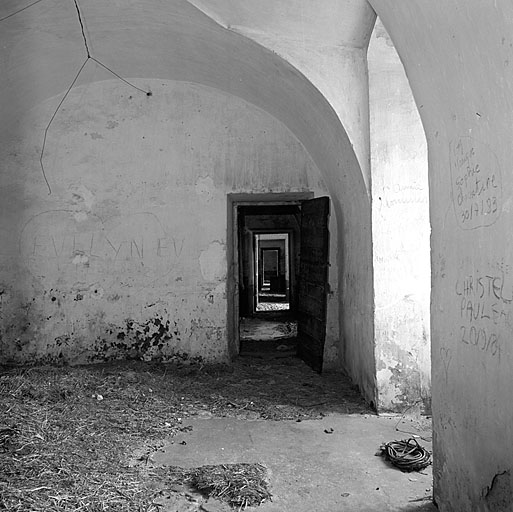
top-left (255, 302), bottom-right (290, 312)
top-left (0, 358), bottom-right (370, 511)
top-left (378, 438), bottom-right (431, 472)
top-left (154, 415), bottom-right (435, 512)
top-left (167, 463), bottom-right (272, 509)
top-left (239, 318), bottom-right (297, 341)
top-left (0, 426), bottom-right (19, 452)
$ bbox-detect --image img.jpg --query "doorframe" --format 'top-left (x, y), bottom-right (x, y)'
top-left (226, 192), bottom-right (313, 359)
top-left (253, 230), bottom-right (292, 314)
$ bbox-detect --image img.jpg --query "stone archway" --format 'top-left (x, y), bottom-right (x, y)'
top-left (0, 0), bottom-right (376, 403)
top-left (368, 2), bottom-right (513, 509)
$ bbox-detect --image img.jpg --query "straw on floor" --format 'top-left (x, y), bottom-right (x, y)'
top-left (1, 358), bottom-right (369, 510)
top-left (168, 463), bottom-right (272, 509)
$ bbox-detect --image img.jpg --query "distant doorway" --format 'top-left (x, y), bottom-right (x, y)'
top-left (236, 203), bottom-right (300, 318)
top-left (256, 234), bottom-right (291, 312)
top-left (228, 193), bottom-right (330, 372)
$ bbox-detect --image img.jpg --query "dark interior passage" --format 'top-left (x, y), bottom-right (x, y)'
top-left (237, 204), bottom-right (301, 318)
top-left (256, 234), bottom-right (290, 312)
top-left (237, 204), bottom-right (301, 357)
top-left (236, 198), bottom-right (330, 372)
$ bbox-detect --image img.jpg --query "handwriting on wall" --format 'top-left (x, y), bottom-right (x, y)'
top-left (20, 211), bottom-right (185, 285)
top-left (454, 263), bottom-right (513, 359)
top-left (450, 136), bottom-right (502, 230)
top-left (382, 184), bottom-right (428, 208)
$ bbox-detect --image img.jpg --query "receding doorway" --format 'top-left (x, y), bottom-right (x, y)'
top-left (256, 233), bottom-right (290, 312)
top-left (227, 193), bottom-right (330, 372)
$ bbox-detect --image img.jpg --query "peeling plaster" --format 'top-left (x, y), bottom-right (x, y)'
top-left (199, 241), bottom-right (226, 282)
top-left (72, 253), bottom-right (89, 266)
top-left (205, 282), bottom-right (226, 304)
top-left (373, 22), bottom-right (394, 47)
top-left (195, 175), bottom-right (215, 203)
top-left (376, 348), bottom-right (424, 411)
top-left (91, 315), bottom-right (183, 362)
top-left (369, 19), bottom-right (430, 412)
top-left (73, 211), bottom-right (88, 222)
top-left (1, 79), bottom-right (333, 369)
top-left (482, 470), bottom-right (512, 511)
top-left (69, 184), bottom-right (95, 211)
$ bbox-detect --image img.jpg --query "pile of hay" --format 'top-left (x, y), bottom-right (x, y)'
top-left (0, 358), bottom-right (367, 510)
top-left (0, 365), bottom-right (182, 511)
top-left (170, 463), bottom-right (272, 509)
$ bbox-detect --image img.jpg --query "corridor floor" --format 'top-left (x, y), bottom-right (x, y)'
top-left (146, 355), bottom-right (435, 511)
top-left (239, 317), bottom-right (298, 341)
top-left (1, 355), bottom-right (435, 511)
top-left (152, 413), bottom-right (435, 512)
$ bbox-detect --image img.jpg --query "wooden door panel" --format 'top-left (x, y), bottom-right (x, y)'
top-left (297, 197), bottom-right (330, 373)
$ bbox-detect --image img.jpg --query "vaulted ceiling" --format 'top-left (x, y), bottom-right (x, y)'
top-left (187, 0), bottom-right (376, 49)
top-left (0, 0), bottom-right (376, 124)
top-left (1, 0), bottom-right (376, 199)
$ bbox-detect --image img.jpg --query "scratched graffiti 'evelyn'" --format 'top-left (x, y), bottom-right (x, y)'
top-left (19, 211), bottom-right (184, 285)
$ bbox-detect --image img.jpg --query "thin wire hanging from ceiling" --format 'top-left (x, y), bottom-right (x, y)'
top-left (1, 0), bottom-right (153, 195)
top-left (0, 0), bottom-right (46, 22)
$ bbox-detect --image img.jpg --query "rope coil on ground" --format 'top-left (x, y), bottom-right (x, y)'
top-left (379, 438), bottom-right (431, 472)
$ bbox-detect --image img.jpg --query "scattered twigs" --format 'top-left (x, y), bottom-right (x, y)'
top-left (0, 365), bottom-right (177, 511)
top-left (167, 463), bottom-right (272, 509)
top-left (0, 358), bottom-right (371, 510)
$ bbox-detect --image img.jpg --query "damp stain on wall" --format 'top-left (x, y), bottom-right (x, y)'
top-left (91, 315), bottom-right (181, 362)
top-left (1, 80), bottom-right (330, 367)
top-left (376, 344), bottom-right (427, 412)
top-left (482, 470), bottom-right (512, 512)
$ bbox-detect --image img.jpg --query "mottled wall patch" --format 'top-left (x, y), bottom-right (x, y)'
top-left (199, 241), bottom-right (226, 282)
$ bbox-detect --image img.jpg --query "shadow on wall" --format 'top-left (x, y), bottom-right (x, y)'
top-left (0, 0), bottom-right (374, 408)
top-left (399, 502), bottom-right (437, 512)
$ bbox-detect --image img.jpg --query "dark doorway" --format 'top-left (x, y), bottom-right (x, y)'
top-left (237, 204), bottom-right (299, 318)
top-left (256, 234), bottom-right (290, 312)
top-left (228, 194), bottom-right (330, 372)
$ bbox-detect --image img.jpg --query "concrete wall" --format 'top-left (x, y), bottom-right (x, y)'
top-left (185, 0), bottom-right (378, 399)
top-left (0, 0), bottom-right (375, 402)
top-left (369, 1), bottom-right (513, 509)
top-left (189, 0), bottom-right (376, 186)
top-left (368, 20), bottom-right (431, 412)
top-left (0, 79), bottom-right (333, 364)
top-left (4, 0), bottom-right (510, 507)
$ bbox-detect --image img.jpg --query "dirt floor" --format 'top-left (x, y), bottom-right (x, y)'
top-left (0, 354), bottom-right (374, 511)
top-left (239, 317), bottom-right (297, 342)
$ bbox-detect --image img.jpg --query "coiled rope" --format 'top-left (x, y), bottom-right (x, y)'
top-left (379, 437), bottom-right (431, 472)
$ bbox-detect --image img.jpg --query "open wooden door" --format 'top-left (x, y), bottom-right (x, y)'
top-left (237, 215), bottom-right (253, 317)
top-left (297, 196), bottom-right (330, 372)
